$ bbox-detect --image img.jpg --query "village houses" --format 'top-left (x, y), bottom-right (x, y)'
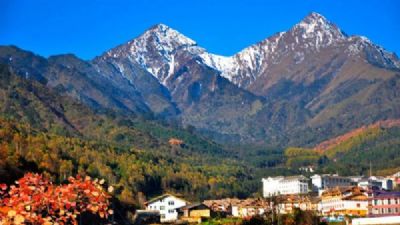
top-left (138, 171), bottom-right (400, 224)
top-left (145, 194), bottom-right (188, 223)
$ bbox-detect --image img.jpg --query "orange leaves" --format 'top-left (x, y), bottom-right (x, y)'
top-left (168, 138), bottom-right (184, 146)
top-left (0, 173), bottom-right (112, 225)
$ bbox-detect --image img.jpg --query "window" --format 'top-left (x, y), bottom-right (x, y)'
top-left (168, 201), bottom-right (174, 205)
top-left (161, 214), bottom-right (166, 219)
top-left (168, 209), bottom-right (175, 213)
top-left (160, 206), bottom-right (165, 210)
top-left (388, 199), bottom-right (391, 205)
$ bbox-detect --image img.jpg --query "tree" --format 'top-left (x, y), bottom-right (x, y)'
top-left (0, 173), bottom-right (113, 225)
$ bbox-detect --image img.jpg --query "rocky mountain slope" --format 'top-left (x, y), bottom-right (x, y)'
top-left (1, 12), bottom-right (399, 145)
top-left (95, 12), bottom-right (400, 145)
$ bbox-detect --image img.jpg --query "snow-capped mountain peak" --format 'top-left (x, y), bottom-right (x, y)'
top-left (100, 24), bottom-right (202, 85)
top-left (97, 12), bottom-right (399, 90)
top-left (292, 12), bottom-right (347, 46)
top-left (134, 23), bottom-right (197, 52)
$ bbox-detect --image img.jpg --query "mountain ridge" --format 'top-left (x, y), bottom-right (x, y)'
top-left (97, 12), bottom-right (399, 90)
top-left (1, 12), bottom-right (400, 145)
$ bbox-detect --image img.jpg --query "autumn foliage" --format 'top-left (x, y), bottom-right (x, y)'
top-left (0, 173), bottom-right (113, 225)
top-left (168, 138), bottom-right (184, 146)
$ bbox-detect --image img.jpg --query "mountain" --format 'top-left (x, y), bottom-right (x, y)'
top-left (93, 12), bottom-right (400, 145)
top-left (0, 45), bottom-right (179, 117)
top-left (1, 12), bottom-right (399, 145)
top-left (202, 13), bottom-right (399, 88)
top-left (94, 24), bottom-right (274, 142)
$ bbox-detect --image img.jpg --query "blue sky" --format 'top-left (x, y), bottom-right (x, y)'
top-left (1, 0), bottom-right (399, 59)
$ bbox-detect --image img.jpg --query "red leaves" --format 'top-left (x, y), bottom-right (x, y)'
top-left (0, 184), bottom-right (6, 196)
top-left (0, 173), bottom-right (112, 225)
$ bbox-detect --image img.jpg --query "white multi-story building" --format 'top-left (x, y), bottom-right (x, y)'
top-left (311, 174), bottom-right (352, 194)
top-left (145, 194), bottom-right (188, 222)
top-left (262, 176), bottom-right (309, 197)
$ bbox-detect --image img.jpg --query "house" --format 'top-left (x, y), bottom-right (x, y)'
top-left (203, 198), bottom-right (241, 216)
top-left (230, 198), bottom-right (270, 218)
top-left (367, 188), bottom-right (400, 217)
top-left (178, 203), bottom-right (212, 223)
top-left (311, 174), bottom-right (352, 194)
top-left (262, 176), bottom-right (309, 197)
top-left (277, 195), bottom-right (319, 214)
top-left (145, 194), bottom-right (188, 223)
top-left (319, 186), bottom-right (368, 217)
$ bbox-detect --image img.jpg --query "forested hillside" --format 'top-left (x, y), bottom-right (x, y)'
top-left (0, 64), bottom-right (259, 205)
top-left (284, 120), bottom-right (400, 175)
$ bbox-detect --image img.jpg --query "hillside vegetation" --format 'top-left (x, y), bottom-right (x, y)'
top-left (284, 120), bottom-right (400, 175)
top-left (0, 64), bottom-right (259, 205)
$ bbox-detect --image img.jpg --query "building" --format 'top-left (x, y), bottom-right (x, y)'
top-left (145, 194), bottom-right (188, 223)
top-left (358, 177), bottom-right (393, 190)
top-left (368, 189), bottom-right (400, 217)
top-left (178, 203), bottom-right (211, 223)
top-left (369, 176), bottom-right (394, 190)
top-left (347, 176), bottom-right (365, 185)
top-left (357, 179), bottom-right (381, 189)
top-left (319, 186), bottom-right (368, 217)
top-left (262, 176), bottom-right (309, 197)
top-left (311, 174), bottom-right (352, 194)
top-left (203, 198), bottom-right (241, 216)
top-left (277, 195), bottom-right (319, 214)
top-left (230, 199), bottom-right (270, 218)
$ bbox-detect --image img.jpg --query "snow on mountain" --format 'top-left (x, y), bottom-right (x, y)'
top-left (199, 12), bottom-right (399, 88)
top-left (98, 13), bottom-right (400, 89)
top-left (345, 36), bottom-right (400, 68)
top-left (292, 12), bottom-right (347, 47)
top-left (199, 32), bottom-right (284, 87)
top-left (198, 12), bottom-right (349, 87)
top-left (101, 24), bottom-right (203, 85)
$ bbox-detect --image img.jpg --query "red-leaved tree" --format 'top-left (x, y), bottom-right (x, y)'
top-left (0, 173), bottom-right (113, 225)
